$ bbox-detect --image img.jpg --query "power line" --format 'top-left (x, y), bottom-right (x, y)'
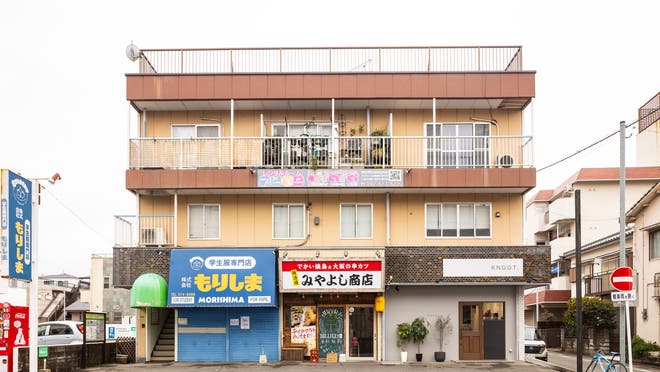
top-left (537, 107), bottom-right (660, 173)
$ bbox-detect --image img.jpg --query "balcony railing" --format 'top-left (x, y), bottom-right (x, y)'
top-left (584, 270), bottom-right (638, 296)
top-left (129, 135), bottom-right (533, 170)
top-left (114, 215), bottom-right (174, 247)
top-left (136, 46), bottom-right (523, 74)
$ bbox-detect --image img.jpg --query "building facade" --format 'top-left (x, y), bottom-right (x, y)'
top-left (89, 254), bottom-right (133, 323)
top-left (114, 46), bottom-right (549, 363)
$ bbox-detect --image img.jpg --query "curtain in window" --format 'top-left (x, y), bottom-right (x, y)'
top-left (341, 205), bottom-right (356, 237)
top-left (475, 204), bottom-right (490, 236)
top-left (652, 231), bottom-right (660, 259)
top-left (459, 204), bottom-right (474, 236)
top-left (205, 205), bottom-right (220, 238)
top-left (442, 204), bottom-right (457, 236)
top-left (426, 205), bottom-right (441, 236)
top-left (273, 206), bottom-right (288, 238)
top-left (356, 205), bottom-right (371, 238)
top-left (189, 205), bottom-right (204, 239)
top-left (289, 205), bottom-right (304, 238)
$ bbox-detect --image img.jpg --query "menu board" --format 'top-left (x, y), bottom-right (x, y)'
top-left (84, 312), bottom-right (106, 342)
top-left (290, 306), bottom-right (317, 356)
top-left (317, 307), bottom-right (344, 358)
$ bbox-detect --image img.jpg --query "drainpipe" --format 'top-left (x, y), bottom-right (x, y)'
top-left (230, 99), bottom-right (234, 169)
top-left (432, 98), bottom-right (436, 123)
top-left (366, 107), bottom-right (371, 135)
top-left (173, 193), bottom-right (178, 246)
top-left (386, 192), bottom-right (391, 245)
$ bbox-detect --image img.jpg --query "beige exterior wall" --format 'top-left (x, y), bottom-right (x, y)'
top-left (141, 193), bottom-right (524, 247)
top-left (632, 195), bottom-right (660, 344)
top-left (90, 256), bottom-right (105, 312)
top-left (636, 123), bottom-right (660, 167)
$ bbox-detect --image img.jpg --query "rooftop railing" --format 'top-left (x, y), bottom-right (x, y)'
top-left (137, 46), bottom-right (523, 74)
top-left (114, 215), bottom-right (175, 247)
top-left (128, 135), bottom-right (533, 170)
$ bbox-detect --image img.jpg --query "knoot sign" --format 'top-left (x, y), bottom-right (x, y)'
top-left (167, 249), bottom-right (277, 307)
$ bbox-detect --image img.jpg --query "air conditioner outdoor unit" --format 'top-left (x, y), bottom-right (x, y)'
top-left (141, 228), bottom-right (166, 246)
top-left (496, 154), bottom-right (514, 168)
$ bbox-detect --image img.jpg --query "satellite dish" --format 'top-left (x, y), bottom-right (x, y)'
top-left (125, 43), bottom-right (141, 61)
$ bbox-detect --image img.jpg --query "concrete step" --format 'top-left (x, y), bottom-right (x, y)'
top-left (152, 350), bottom-right (174, 357)
top-left (154, 345), bottom-right (175, 351)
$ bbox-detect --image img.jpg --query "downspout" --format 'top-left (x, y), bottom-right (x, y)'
top-left (291, 202), bottom-right (312, 247)
top-left (386, 192), bottom-right (390, 245)
top-left (230, 99), bottom-right (234, 169)
top-left (173, 193), bottom-right (178, 246)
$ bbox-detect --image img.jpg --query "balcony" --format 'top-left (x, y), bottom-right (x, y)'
top-left (584, 269), bottom-right (638, 296)
top-left (548, 195), bottom-right (575, 225)
top-left (114, 215), bottom-right (174, 247)
top-left (549, 236), bottom-right (573, 260)
top-left (129, 135), bottom-right (533, 170)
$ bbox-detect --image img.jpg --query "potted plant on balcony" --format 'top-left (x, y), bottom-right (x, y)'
top-left (410, 317), bottom-right (430, 362)
top-left (396, 321), bottom-right (412, 363)
top-left (369, 128), bottom-right (390, 167)
top-left (433, 315), bottom-right (452, 362)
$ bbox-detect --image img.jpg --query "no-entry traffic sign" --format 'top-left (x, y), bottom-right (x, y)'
top-left (610, 266), bottom-right (634, 292)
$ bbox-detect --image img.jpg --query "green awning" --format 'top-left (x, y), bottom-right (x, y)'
top-left (130, 273), bottom-right (168, 308)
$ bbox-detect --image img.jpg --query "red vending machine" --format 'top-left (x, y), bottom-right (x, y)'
top-left (0, 303), bottom-right (29, 372)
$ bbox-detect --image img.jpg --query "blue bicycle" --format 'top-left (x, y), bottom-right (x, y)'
top-left (585, 350), bottom-right (627, 371)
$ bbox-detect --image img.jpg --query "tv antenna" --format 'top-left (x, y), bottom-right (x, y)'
top-left (125, 42), bottom-right (141, 62)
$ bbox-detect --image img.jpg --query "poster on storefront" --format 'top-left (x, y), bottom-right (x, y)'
top-left (280, 260), bottom-right (383, 292)
top-left (168, 249), bottom-right (277, 307)
top-left (0, 170), bottom-right (33, 280)
top-left (290, 305), bottom-right (317, 355)
top-left (318, 307), bottom-right (344, 358)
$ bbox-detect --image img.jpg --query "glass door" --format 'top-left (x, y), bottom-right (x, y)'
top-left (347, 305), bottom-right (374, 359)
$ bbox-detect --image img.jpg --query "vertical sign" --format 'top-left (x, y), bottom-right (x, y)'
top-left (1, 170), bottom-right (32, 280)
top-left (318, 307), bottom-right (344, 358)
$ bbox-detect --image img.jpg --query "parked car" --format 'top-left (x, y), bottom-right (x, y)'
top-left (524, 326), bottom-right (548, 361)
top-left (38, 321), bottom-right (84, 345)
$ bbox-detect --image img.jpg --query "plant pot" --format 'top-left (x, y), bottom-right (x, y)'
top-left (400, 351), bottom-right (408, 363)
top-left (434, 351), bottom-right (446, 362)
top-left (415, 353), bottom-right (423, 362)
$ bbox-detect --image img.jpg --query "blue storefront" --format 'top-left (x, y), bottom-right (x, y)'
top-left (167, 248), bottom-right (279, 362)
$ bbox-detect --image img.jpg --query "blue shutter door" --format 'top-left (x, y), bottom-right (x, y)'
top-left (177, 308), bottom-right (228, 362)
top-left (228, 307), bottom-right (280, 362)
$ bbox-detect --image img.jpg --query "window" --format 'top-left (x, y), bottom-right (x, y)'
top-left (103, 277), bottom-right (110, 289)
top-left (426, 123), bottom-right (490, 168)
top-left (273, 204), bottom-right (305, 239)
top-left (188, 204), bottom-right (220, 240)
top-left (426, 203), bottom-right (491, 238)
top-left (172, 124), bottom-right (220, 138)
top-left (340, 204), bottom-right (372, 239)
top-left (652, 230), bottom-right (660, 259)
top-left (113, 311), bottom-right (123, 323)
top-left (38, 325), bottom-right (47, 336)
top-left (49, 324), bottom-right (73, 335)
top-left (272, 123), bottom-right (332, 137)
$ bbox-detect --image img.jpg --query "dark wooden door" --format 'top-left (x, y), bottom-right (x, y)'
top-left (459, 303), bottom-right (483, 360)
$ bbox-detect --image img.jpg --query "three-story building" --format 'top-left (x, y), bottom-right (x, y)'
top-left (113, 46), bottom-right (549, 363)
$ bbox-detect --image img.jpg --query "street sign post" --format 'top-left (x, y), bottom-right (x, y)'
top-left (610, 267), bottom-right (635, 372)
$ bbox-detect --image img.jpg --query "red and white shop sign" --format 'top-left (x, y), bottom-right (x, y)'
top-left (280, 260), bottom-right (384, 292)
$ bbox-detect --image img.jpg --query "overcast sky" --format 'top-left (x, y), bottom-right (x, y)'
top-left (1, 0), bottom-right (658, 276)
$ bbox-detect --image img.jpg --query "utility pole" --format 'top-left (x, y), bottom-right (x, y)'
top-left (575, 189), bottom-right (583, 372)
top-left (619, 120), bottom-right (627, 364)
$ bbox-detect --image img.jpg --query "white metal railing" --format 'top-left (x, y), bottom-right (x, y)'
top-left (114, 215), bottom-right (174, 247)
top-left (129, 135), bottom-right (533, 170)
top-left (137, 46), bottom-right (523, 74)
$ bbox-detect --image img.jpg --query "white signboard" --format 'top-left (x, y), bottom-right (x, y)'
top-left (240, 316), bottom-right (250, 330)
top-left (611, 291), bottom-right (636, 302)
top-left (443, 259), bottom-right (524, 277)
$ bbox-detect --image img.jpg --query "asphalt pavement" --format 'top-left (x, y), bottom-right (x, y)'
top-left (544, 350), bottom-right (660, 372)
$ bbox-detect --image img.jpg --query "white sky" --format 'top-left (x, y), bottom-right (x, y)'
top-left (1, 0), bottom-right (658, 276)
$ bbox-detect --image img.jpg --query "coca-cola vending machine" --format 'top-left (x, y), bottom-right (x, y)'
top-left (0, 303), bottom-right (29, 372)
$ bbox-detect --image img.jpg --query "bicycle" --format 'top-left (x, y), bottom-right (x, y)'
top-left (584, 350), bottom-right (627, 371)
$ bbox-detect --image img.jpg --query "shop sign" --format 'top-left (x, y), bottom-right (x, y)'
top-left (168, 249), bottom-right (277, 307)
top-left (0, 303), bottom-right (29, 347)
top-left (1, 170), bottom-right (32, 280)
top-left (280, 260), bottom-right (383, 292)
top-left (257, 169), bottom-right (403, 188)
top-left (443, 258), bottom-right (524, 277)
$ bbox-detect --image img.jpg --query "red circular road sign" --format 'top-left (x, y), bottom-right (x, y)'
top-left (610, 266), bottom-right (634, 291)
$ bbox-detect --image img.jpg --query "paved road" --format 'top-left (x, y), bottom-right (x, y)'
top-left (547, 350), bottom-right (660, 372)
top-left (85, 360), bottom-right (555, 371)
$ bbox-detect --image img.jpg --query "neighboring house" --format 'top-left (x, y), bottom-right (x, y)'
top-left (89, 254), bottom-right (132, 323)
top-left (0, 278), bottom-right (28, 306)
top-left (626, 182), bottom-right (660, 345)
top-left (524, 167), bottom-right (660, 329)
top-left (635, 92), bottom-right (659, 167)
top-left (38, 273), bottom-right (87, 322)
top-left (114, 45), bottom-right (548, 363)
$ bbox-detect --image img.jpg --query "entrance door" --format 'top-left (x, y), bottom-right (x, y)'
top-left (347, 306), bottom-right (374, 359)
top-left (459, 303), bottom-right (483, 360)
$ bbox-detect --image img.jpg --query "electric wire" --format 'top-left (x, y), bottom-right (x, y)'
top-left (537, 107), bottom-right (660, 173)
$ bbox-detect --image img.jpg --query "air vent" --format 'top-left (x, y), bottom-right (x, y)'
top-left (497, 154), bottom-right (514, 168)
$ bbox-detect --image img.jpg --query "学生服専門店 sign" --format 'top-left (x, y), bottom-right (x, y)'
top-left (280, 260), bottom-right (383, 292)
top-left (1, 170), bottom-right (32, 281)
top-left (167, 249), bottom-right (277, 307)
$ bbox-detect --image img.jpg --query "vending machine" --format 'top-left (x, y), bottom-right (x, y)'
top-left (0, 303), bottom-right (29, 372)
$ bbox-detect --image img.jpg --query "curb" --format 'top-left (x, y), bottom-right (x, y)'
top-left (526, 357), bottom-right (573, 372)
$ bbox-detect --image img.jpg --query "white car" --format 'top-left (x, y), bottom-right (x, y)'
top-left (524, 326), bottom-right (548, 361)
top-left (38, 321), bottom-right (84, 345)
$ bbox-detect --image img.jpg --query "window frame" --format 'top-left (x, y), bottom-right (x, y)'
top-left (651, 229), bottom-right (660, 260)
top-left (425, 202), bottom-right (492, 239)
top-left (339, 203), bottom-right (373, 239)
top-left (424, 122), bottom-right (491, 168)
top-left (103, 276), bottom-right (110, 289)
top-left (272, 203), bottom-right (306, 240)
top-left (187, 203), bottom-right (221, 240)
top-left (171, 124), bottom-right (222, 138)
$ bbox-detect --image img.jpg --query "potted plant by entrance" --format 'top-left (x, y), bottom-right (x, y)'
top-left (433, 315), bottom-right (453, 362)
top-left (396, 321), bottom-right (412, 363)
top-left (410, 317), bottom-right (430, 362)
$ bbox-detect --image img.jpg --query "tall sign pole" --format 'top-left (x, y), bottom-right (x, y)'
top-left (575, 189), bottom-right (583, 372)
top-left (619, 120), bottom-right (626, 364)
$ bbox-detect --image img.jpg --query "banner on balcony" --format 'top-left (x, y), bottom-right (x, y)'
top-left (167, 248), bottom-right (277, 307)
top-left (280, 260), bottom-right (384, 292)
top-left (1, 170), bottom-right (33, 281)
top-left (257, 169), bottom-right (403, 188)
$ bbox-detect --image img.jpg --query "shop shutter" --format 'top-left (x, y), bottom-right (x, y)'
top-left (177, 308), bottom-right (228, 362)
top-left (227, 307), bottom-right (280, 361)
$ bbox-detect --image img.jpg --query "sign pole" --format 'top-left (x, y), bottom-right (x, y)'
top-left (29, 182), bottom-right (39, 372)
top-left (625, 299), bottom-right (634, 372)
